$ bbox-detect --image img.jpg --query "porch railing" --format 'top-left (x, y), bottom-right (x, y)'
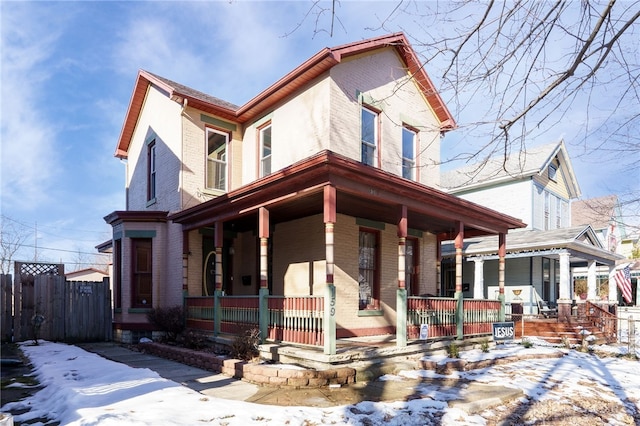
top-left (266, 296), bottom-right (324, 346)
top-left (462, 299), bottom-right (501, 336)
top-left (407, 297), bottom-right (456, 339)
top-left (585, 301), bottom-right (617, 342)
top-left (184, 295), bottom-right (324, 346)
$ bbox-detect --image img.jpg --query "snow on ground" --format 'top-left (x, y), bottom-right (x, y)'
top-left (2, 338), bottom-right (639, 426)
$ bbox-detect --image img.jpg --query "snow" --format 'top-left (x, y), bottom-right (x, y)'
top-left (2, 338), bottom-right (639, 426)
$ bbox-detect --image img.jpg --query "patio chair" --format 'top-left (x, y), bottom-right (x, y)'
top-left (537, 300), bottom-right (558, 318)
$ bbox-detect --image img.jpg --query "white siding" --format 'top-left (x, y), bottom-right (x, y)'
top-left (457, 180), bottom-right (532, 227)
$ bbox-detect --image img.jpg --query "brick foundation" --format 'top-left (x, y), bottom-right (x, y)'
top-left (138, 342), bottom-right (356, 388)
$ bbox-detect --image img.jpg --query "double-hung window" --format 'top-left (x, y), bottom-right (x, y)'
top-left (402, 126), bottom-right (417, 180)
top-left (206, 128), bottom-right (228, 191)
top-left (361, 106), bottom-right (378, 166)
top-left (132, 238), bottom-right (152, 308)
top-left (147, 140), bottom-right (156, 202)
top-left (259, 124), bottom-right (272, 177)
top-left (358, 229), bottom-right (380, 310)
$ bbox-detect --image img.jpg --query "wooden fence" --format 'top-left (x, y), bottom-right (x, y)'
top-left (12, 275), bottom-right (112, 343)
top-left (1, 274), bottom-right (12, 342)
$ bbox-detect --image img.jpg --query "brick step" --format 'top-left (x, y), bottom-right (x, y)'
top-left (515, 319), bottom-right (606, 345)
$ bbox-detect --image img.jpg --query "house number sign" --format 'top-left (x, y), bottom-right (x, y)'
top-left (492, 321), bottom-right (514, 341)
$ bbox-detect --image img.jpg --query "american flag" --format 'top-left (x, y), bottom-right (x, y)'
top-left (614, 265), bottom-right (633, 304)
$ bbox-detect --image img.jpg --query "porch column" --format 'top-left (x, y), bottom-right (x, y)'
top-left (396, 205), bottom-right (408, 348)
top-left (324, 185), bottom-right (337, 355)
top-left (473, 258), bottom-right (484, 299)
top-left (587, 260), bottom-right (597, 300)
top-left (498, 233), bottom-right (506, 321)
top-left (258, 207), bottom-right (270, 343)
top-left (213, 221), bottom-right (224, 337)
top-left (436, 236), bottom-right (442, 296)
top-left (182, 231), bottom-right (189, 297)
top-left (455, 221), bottom-right (464, 339)
top-left (608, 265), bottom-right (617, 302)
top-left (557, 251), bottom-right (572, 318)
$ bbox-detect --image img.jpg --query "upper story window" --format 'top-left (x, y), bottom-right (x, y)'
top-left (259, 123), bottom-right (272, 177)
top-left (206, 128), bottom-right (229, 191)
top-left (402, 126), bottom-right (417, 180)
top-left (544, 191), bottom-right (550, 230)
top-left (548, 164), bottom-right (558, 182)
top-left (147, 140), bottom-right (156, 202)
top-left (361, 106), bottom-right (378, 166)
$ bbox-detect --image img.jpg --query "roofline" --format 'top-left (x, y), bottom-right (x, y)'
top-left (114, 33), bottom-right (456, 158)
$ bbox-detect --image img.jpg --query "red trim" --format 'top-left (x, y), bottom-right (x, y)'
top-left (336, 326), bottom-right (395, 338)
top-left (115, 33), bottom-right (456, 159)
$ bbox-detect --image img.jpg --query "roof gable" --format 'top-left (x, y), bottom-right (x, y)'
top-left (441, 139), bottom-right (581, 198)
top-left (115, 33), bottom-right (455, 158)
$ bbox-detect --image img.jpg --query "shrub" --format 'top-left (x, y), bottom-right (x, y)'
top-left (480, 338), bottom-right (490, 353)
top-left (177, 330), bottom-right (209, 350)
top-left (448, 342), bottom-right (460, 358)
top-left (521, 338), bottom-right (533, 348)
top-left (146, 306), bottom-right (185, 342)
top-left (230, 328), bottom-right (260, 361)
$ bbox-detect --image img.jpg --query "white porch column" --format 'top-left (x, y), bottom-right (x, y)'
top-left (608, 265), bottom-right (617, 302)
top-left (558, 251), bottom-right (571, 300)
top-left (473, 258), bottom-right (484, 299)
top-left (587, 260), bottom-right (597, 300)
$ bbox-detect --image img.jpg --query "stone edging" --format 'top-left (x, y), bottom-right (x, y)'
top-left (419, 351), bottom-right (565, 374)
top-left (138, 342), bottom-right (356, 388)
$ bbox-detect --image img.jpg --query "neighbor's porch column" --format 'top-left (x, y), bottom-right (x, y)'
top-left (587, 260), bottom-right (597, 300)
top-left (258, 207), bottom-right (270, 343)
top-left (182, 230), bottom-right (189, 297)
top-left (396, 205), bottom-right (408, 348)
top-left (498, 233), bottom-right (506, 321)
top-left (557, 251), bottom-right (572, 318)
top-left (608, 264), bottom-right (617, 302)
top-left (213, 221), bottom-right (224, 337)
top-left (324, 185), bottom-right (337, 355)
top-left (473, 258), bottom-right (484, 299)
top-left (455, 221), bottom-right (464, 339)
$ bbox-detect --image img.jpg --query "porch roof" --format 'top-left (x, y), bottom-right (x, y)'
top-left (441, 225), bottom-right (625, 265)
top-left (169, 151), bottom-right (525, 238)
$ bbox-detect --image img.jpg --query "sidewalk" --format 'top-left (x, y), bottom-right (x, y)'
top-left (77, 342), bottom-right (524, 412)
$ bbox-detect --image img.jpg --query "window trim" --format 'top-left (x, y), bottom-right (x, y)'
top-left (358, 228), bottom-right (380, 311)
top-left (258, 122), bottom-right (272, 178)
top-left (205, 127), bottom-right (230, 192)
top-left (361, 105), bottom-right (380, 167)
top-left (146, 140), bottom-right (156, 202)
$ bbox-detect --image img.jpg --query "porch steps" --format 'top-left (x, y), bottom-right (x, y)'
top-left (516, 318), bottom-right (606, 346)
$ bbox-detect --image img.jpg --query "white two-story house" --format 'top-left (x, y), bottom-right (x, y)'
top-left (440, 140), bottom-right (625, 316)
top-left (105, 33), bottom-right (525, 350)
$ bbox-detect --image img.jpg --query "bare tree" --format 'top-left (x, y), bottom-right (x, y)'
top-left (0, 215), bottom-right (30, 274)
top-left (295, 0), bottom-right (640, 230)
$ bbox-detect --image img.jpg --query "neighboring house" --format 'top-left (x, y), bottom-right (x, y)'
top-left (104, 33), bottom-right (525, 349)
top-left (572, 195), bottom-right (626, 254)
top-left (440, 140), bottom-right (626, 316)
top-left (66, 268), bottom-right (109, 282)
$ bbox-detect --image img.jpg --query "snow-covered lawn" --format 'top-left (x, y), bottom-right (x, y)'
top-left (2, 338), bottom-right (639, 425)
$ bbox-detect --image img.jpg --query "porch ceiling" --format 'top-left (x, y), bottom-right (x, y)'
top-left (170, 151), bottom-right (526, 237)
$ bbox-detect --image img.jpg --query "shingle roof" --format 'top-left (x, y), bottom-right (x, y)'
top-left (441, 140), bottom-right (580, 198)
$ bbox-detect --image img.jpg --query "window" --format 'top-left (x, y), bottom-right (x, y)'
top-left (405, 238), bottom-right (419, 296)
top-left (259, 124), bottom-right (272, 177)
top-left (358, 229), bottom-right (379, 310)
top-left (361, 106), bottom-right (378, 166)
top-left (556, 197), bottom-right (562, 229)
top-left (147, 140), bottom-right (156, 201)
top-left (402, 126), bottom-right (416, 180)
top-left (544, 192), bottom-right (550, 230)
top-left (548, 164), bottom-right (557, 181)
top-left (132, 238), bottom-right (152, 308)
top-left (206, 128), bottom-right (228, 191)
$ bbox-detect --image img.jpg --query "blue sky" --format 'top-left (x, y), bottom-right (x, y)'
top-left (1, 1), bottom-right (638, 269)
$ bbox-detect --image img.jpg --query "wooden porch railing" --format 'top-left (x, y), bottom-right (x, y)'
top-left (585, 301), bottom-right (617, 342)
top-left (184, 295), bottom-right (324, 346)
top-left (407, 297), bottom-right (457, 339)
top-left (266, 296), bottom-right (324, 346)
top-left (220, 296), bottom-right (260, 334)
top-left (463, 299), bottom-right (501, 336)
